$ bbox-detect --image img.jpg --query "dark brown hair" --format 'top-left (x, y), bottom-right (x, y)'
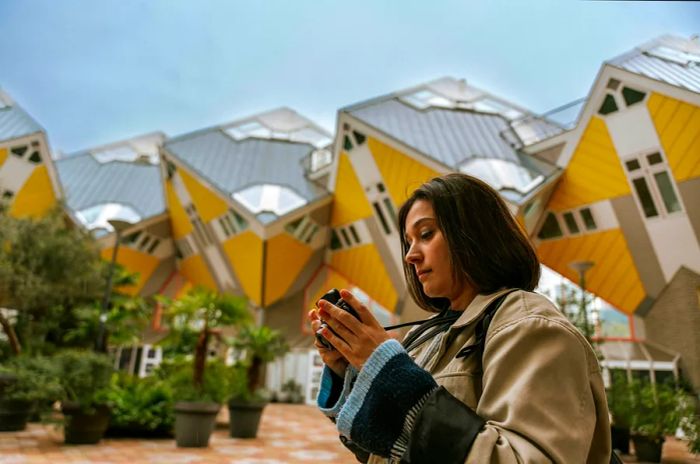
top-left (398, 173), bottom-right (541, 312)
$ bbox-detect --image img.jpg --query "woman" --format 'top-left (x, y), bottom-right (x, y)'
top-left (309, 173), bottom-right (611, 463)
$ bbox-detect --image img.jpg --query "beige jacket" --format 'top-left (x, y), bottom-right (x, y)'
top-left (369, 289), bottom-right (611, 464)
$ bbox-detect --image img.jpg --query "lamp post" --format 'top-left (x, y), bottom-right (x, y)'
top-left (95, 219), bottom-right (133, 352)
top-left (569, 260), bottom-right (595, 341)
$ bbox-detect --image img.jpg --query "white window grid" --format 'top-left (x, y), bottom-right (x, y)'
top-left (623, 150), bottom-right (684, 220)
top-left (286, 215), bottom-right (320, 244)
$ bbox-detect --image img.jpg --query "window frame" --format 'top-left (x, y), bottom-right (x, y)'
top-left (623, 150), bottom-right (684, 220)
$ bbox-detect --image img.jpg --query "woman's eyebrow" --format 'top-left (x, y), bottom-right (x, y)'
top-left (411, 217), bottom-right (434, 229)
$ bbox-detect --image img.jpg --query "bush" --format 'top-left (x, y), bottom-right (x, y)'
top-left (629, 378), bottom-right (689, 439)
top-left (158, 358), bottom-right (229, 404)
top-left (104, 373), bottom-right (174, 437)
top-left (0, 355), bottom-right (61, 404)
top-left (54, 349), bottom-right (113, 411)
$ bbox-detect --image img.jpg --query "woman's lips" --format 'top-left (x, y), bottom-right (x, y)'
top-left (418, 270), bottom-right (430, 281)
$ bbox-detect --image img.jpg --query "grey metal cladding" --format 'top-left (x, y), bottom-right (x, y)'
top-left (164, 130), bottom-right (328, 202)
top-left (55, 154), bottom-right (165, 219)
top-left (608, 43), bottom-right (700, 94)
top-left (0, 105), bottom-right (43, 142)
top-left (348, 99), bottom-right (521, 168)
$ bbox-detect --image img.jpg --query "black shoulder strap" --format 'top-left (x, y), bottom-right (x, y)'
top-left (455, 290), bottom-right (517, 359)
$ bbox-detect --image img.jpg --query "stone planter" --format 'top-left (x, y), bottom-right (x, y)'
top-left (174, 401), bottom-right (220, 448)
top-left (61, 402), bottom-right (110, 445)
top-left (228, 400), bottom-right (266, 438)
top-left (632, 434), bottom-right (664, 463)
top-left (0, 399), bottom-right (32, 431)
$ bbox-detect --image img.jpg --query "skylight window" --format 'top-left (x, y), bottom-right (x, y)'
top-left (76, 203), bottom-right (141, 234)
top-left (232, 184), bottom-right (307, 217)
top-left (92, 146), bottom-right (140, 163)
top-left (224, 117), bottom-right (331, 147)
top-left (460, 158), bottom-right (544, 194)
top-left (472, 98), bottom-right (523, 120)
top-left (400, 89), bottom-right (453, 110)
top-left (646, 45), bottom-right (700, 66)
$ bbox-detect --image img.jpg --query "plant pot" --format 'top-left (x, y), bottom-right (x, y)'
top-left (228, 400), bottom-right (266, 438)
top-left (632, 434), bottom-right (664, 463)
top-left (174, 401), bottom-right (220, 447)
top-left (610, 425), bottom-right (630, 454)
top-left (0, 399), bottom-right (32, 431)
top-left (61, 402), bottom-right (110, 445)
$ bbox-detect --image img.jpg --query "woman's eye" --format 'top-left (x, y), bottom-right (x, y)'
top-left (420, 230), bottom-right (433, 240)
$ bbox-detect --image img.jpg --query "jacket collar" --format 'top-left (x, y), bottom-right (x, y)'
top-left (451, 287), bottom-right (514, 329)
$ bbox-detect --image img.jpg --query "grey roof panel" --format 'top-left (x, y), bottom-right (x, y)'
top-left (608, 35), bottom-right (700, 94)
top-left (56, 154), bottom-right (165, 220)
top-left (348, 99), bottom-right (521, 168)
top-left (164, 130), bottom-right (328, 204)
top-left (0, 105), bottom-right (43, 142)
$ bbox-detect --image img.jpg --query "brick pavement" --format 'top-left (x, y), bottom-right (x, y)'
top-left (0, 403), bottom-right (697, 463)
top-left (0, 404), bottom-right (356, 464)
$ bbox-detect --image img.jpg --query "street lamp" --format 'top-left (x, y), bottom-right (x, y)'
top-left (95, 219), bottom-right (133, 352)
top-left (569, 260), bottom-right (595, 341)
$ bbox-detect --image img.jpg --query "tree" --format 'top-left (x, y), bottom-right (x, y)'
top-left (159, 287), bottom-right (251, 391)
top-left (0, 206), bottom-right (107, 354)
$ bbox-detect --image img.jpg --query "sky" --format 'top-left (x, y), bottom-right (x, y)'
top-left (0, 0), bottom-right (698, 155)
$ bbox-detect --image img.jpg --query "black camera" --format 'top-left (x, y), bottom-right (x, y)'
top-left (315, 288), bottom-right (361, 349)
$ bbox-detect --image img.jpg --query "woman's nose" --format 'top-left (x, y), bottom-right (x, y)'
top-left (405, 245), bottom-right (421, 264)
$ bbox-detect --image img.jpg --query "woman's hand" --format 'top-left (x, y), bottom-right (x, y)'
top-left (316, 289), bottom-right (391, 369)
top-left (308, 308), bottom-right (348, 377)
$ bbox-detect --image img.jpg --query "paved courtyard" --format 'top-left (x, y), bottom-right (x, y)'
top-left (0, 404), bottom-right (697, 463)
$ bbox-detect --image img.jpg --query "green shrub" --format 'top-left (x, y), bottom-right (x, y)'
top-left (0, 355), bottom-right (61, 404)
top-left (629, 378), bottom-right (689, 439)
top-left (159, 358), bottom-right (229, 404)
top-left (54, 349), bottom-right (113, 411)
top-left (104, 373), bottom-right (174, 436)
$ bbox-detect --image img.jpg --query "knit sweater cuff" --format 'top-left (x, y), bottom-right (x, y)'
top-left (317, 364), bottom-right (358, 419)
top-left (337, 339), bottom-right (438, 458)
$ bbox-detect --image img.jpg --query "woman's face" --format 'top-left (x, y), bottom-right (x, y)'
top-left (403, 199), bottom-right (473, 310)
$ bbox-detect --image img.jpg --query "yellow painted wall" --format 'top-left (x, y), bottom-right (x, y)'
top-left (264, 232), bottom-right (313, 306)
top-left (179, 254), bottom-right (218, 291)
top-left (178, 167), bottom-right (230, 222)
top-left (537, 229), bottom-right (644, 314)
top-left (368, 136), bottom-right (440, 207)
top-left (647, 93), bottom-right (700, 182)
top-left (165, 180), bottom-right (193, 240)
top-left (331, 152), bottom-right (373, 227)
top-left (100, 246), bottom-right (160, 296)
top-left (548, 117), bottom-right (630, 211)
top-left (223, 230), bottom-right (263, 306)
top-left (0, 147), bottom-right (7, 167)
top-left (330, 244), bottom-right (398, 312)
top-left (8, 165), bottom-right (56, 217)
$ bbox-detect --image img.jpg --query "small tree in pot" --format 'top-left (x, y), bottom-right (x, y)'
top-left (227, 325), bottom-right (287, 438)
top-left (158, 287), bottom-right (250, 447)
top-left (628, 378), bottom-right (690, 463)
top-left (54, 349), bottom-right (113, 444)
top-left (0, 355), bottom-right (61, 431)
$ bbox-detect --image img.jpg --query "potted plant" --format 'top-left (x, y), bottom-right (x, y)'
top-left (628, 378), bottom-right (687, 462)
top-left (54, 349), bottom-right (113, 444)
top-left (0, 355), bottom-right (61, 431)
top-left (158, 287), bottom-right (250, 447)
top-left (227, 325), bottom-right (288, 438)
top-left (606, 370), bottom-right (632, 454)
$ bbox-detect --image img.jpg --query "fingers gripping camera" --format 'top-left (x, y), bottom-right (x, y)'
top-left (315, 288), bottom-right (362, 349)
